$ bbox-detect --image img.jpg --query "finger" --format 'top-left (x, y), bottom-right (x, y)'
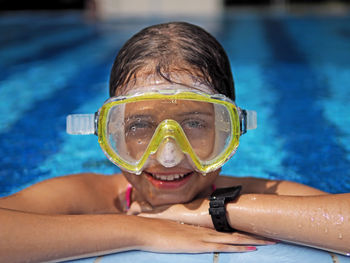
top-left (138, 209), bottom-right (176, 219)
top-left (127, 202), bottom-right (142, 215)
top-left (177, 223), bottom-right (275, 246)
top-left (204, 235), bottom-right (275, 246)
top-left (199, 242), bottom-right (258, 253)
top-left (231, 232), bottom-right (276, 244)
top-left (208, 235), bottom-right (275, 246)
top-left (138, 212), bottom-right (158, 218)
top-left (236, 232), bottom-right (279, 242)
top-left (202, 231), bottom-right (276, 245)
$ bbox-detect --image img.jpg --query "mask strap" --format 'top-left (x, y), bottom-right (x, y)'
top-left (66, 114), bottom-right (95, 135)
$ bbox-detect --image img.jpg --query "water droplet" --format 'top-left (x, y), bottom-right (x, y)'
top-left (137, 139), bottom-right (142, 144)
top-left (338, 233), bottom-right (343, 240)
top-left (324, 228), bottom-right (328, 233)
top-left (335, 215), bottom-right (344, 225)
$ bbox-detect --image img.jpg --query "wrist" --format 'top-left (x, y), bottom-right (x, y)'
top-left (180, 199), bottom-right (214, 228)
top-left (225, 193), bottom-right (261, 231)
top-left (199, 199), bottom-right (215, 228)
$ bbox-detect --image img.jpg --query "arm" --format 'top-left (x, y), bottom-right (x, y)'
top-left (217, 176), bottom-right (328, 196)
top-left (139, 193), bottom-right (350, 255)
top-left (0, 206), bottom-right (272, 262)
top-left (0, 208), bottom-right (143, 262)
top-left (0, 173), bottom-right (123, 214)
top-left (227, 193), bottom-right (350, 255)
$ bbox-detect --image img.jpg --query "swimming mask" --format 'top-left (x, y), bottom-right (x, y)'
top-left (66, 85), bottom-right (257, 174)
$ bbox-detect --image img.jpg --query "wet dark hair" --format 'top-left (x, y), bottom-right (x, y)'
top-left (109, 21), bottom-right (235, 100)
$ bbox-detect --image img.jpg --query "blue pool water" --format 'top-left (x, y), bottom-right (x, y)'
top-left (0, 11), bottom-right (350, 198)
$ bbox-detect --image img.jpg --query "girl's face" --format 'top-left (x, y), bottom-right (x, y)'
top-left (116, 73), bottom-right (220, 206)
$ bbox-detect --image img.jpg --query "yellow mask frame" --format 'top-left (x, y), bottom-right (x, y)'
top-left (97, 91), bottom-right (241, 174)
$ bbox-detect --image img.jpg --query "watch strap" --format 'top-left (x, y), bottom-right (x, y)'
top-left (209, 185), bottom-right (242, 232)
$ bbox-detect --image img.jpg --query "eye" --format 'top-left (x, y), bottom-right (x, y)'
top-left (127, 121), bottom-right (153, 132)
top-left (182, 119), bottom-right (206, 129)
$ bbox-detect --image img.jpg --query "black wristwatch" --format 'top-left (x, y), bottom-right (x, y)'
top-left (209, 185), bottom-right (242, 232)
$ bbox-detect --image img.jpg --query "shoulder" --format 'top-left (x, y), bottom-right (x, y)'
top-left (0, 173), bottom-right (128, 214)
top-left (215, 175), bottom-right (327, 196)
top-left (20, 173), bottom-right (122, 197)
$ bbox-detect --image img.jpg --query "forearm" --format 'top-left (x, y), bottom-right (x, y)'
top-left (227, 193), bottom-right (350, 255)
top-left (0, 208), bottom-right (143, 263)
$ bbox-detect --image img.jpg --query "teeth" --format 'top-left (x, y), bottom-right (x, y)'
top-left (152, 174), bottom-right (186, 181)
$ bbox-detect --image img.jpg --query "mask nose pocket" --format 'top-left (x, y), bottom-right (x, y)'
top-left (156, 138), bottom-right (184, 167)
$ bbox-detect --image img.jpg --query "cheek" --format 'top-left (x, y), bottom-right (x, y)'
top-left (125, 139), bottom-right (148, 160)
top-left (122, 171), bottom-right (141, 186)
top-left (192, 130), bottom-right (215, 159)
top-left (122, 171), bottom-right (154, 197)
top-left (199, 169), bottom-right (220, 186)
top-left (191, 169), bottom-right (220, 199)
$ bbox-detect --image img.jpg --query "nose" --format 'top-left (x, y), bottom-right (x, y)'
top-left (156, 139), bottom-right (184, 168)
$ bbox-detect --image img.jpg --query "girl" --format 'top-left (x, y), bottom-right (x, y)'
top-left (0, 22), bottom-right (349, 263)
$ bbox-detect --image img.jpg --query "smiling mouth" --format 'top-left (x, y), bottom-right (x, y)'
top-left (144, 171), bottom-right (193, 182)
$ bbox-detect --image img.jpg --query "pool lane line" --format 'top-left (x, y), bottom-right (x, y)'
top-left (0, 25), bottom-right (100, 82)
top-left (261, 17), bottom-right (350, 193)
top-left (0, 31), bottom-right (121, 135)
top-left (0, 47), bottom-right (117, 196)
top-left (0, 25), bottom-right (97, 65)
top-left (0, 22), bottom-right (88, 50)
top-left (218, 15), bottom-right (288, 179)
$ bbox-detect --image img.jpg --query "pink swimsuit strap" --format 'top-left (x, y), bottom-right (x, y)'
top-left (125, 184), bottom-right (133, 210)
top-left (125, 183), bottom-right (217, 211)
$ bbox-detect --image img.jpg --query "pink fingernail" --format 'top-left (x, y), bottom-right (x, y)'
top-left (246, 246), bottom-right (257, 251)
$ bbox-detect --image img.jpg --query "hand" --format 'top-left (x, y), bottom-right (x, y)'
top-left (127, 200), bottom-right (154, 215)
top-left (137, 198), bottom-right (277, 248)
top-left (137, 216), bottom-right (274, 253)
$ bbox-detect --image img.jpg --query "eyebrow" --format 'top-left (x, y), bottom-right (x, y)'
top-left (125, 111), bottom-right (213, 121)
top-left (124, 114), bottom-right (154, 121)
top-left (177, 111), bottom-right (214, 117)
top-left (125, 114), bottom-right (154, 121)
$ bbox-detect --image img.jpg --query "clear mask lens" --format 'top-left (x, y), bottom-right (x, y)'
top-left (102, 96), bottom-right (239, 173)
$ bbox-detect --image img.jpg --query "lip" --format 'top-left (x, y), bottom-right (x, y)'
top-left (144, 171), bottom-right (194, 189)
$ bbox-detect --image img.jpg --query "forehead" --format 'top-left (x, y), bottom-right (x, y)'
top-left (115, 73), bottom-right (215, 96)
